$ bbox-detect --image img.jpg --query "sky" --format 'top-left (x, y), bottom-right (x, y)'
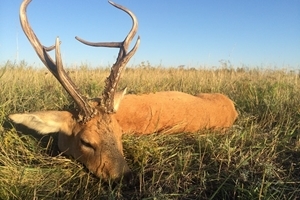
top-left (1, 0), bottom-right (300, 69)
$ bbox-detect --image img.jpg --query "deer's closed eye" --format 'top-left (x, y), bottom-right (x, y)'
top-left (80, 138), bottom-right (94, 150)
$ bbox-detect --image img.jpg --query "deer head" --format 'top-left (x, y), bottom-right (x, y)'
top-left (9, 0), bottom-right (140, 181)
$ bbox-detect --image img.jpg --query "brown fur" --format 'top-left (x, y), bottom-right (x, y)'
top-left (115, 91), bottom-right (238, 134)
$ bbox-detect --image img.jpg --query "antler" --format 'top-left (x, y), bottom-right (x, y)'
top-left (76, 1), bottom-right (140, 113)
top-left (20, 0), bottom-right (96, 122)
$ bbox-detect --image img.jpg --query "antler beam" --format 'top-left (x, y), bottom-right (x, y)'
top-left (76, 1), bottom-right (140, 112)
top-left (20, 0), bottom-right (96, 122)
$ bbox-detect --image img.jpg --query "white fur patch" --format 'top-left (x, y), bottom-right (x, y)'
top-left (9, 112), bottom-right (68, 134)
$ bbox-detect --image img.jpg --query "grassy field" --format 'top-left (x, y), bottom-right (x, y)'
top-left (0, 60), bottom-right (300, 199)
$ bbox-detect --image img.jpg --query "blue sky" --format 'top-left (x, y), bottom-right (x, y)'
top-left (1, 0), bottom-right (300, 69)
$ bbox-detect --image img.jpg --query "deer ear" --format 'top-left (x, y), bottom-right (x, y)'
top-left (113, 87), bottom-right (127, 112)
top-left (8, 111), bottom-right (76, 136)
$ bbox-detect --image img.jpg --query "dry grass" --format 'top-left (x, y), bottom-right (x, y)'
top-left (1, 60), bottom-right (300, 199)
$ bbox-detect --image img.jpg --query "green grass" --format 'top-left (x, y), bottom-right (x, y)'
top-left (1, 60), bottom-right (300, 199)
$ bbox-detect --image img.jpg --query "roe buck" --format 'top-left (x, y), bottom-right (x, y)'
top-left (9, 0), bottom-right (238, 181)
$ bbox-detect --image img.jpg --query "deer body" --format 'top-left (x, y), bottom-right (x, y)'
top-left (115, 91), bottom-right (237, 134)
top-left (10, 0), bottom-right (238, 181)
top-left (9, 90), bottom-right (238, 180)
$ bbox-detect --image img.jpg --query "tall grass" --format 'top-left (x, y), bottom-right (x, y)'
top-left (1, 61), bottom-right (300, 199)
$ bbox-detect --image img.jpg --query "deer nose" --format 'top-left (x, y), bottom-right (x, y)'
top-left (98, 153), bottom-right (132, 182)
top-left (110, 162), bottom-right (132, 182)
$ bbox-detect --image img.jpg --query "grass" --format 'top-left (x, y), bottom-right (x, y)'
top-left (1, 60), bottom-right (300, 199)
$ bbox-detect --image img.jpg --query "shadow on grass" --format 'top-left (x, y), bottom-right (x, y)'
top-left (3, 119), bottom-right (60, 156)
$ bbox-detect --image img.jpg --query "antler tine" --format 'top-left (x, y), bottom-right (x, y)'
top-left (76, 1), bottom-right (140, 112)
top-left (75, 0), bottom-right (139, 53)
top-left (20, 0), bottom-right (95, 122)
top-left (75, 37), bottom-right (123, 48)
top-left (108, 1), bottom-right (139, 55)
top-left (44, 41), bottom-right (61, 52)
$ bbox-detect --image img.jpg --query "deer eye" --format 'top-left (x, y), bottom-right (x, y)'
top-left (80, 138), bottom-right (94, 150)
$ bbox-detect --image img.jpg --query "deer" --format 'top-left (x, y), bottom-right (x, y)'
top-left (9, 0), bottom-right (238, 181)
